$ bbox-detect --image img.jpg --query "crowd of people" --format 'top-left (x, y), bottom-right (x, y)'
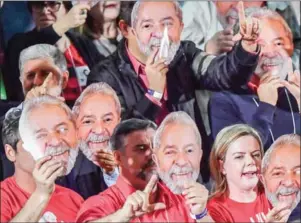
top-left (0, 1), bottom-right (300, 222)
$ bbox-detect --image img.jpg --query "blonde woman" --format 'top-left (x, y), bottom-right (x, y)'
top-left (207, 124), bottom-right (271, 222)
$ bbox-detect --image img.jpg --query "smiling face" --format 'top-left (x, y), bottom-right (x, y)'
top-left (28, 104), bottom-right (78, 175)
top-left (222, 135), bottom-right (262, 192)
top-left (263, 145), bottom-right (300, 210)
top-left (153, 123), bottom-right (202, 194)
top-left (255, 18), bottom-right (293, 79)
top-left (76, 93), bottom-right (120, 160)
top-left (133, 1), bottom-right (183, 63)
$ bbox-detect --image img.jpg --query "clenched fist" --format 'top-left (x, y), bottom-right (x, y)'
top-left (182, 181), bottom-right (209, 216)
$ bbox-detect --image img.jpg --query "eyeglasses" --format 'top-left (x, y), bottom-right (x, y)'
top-left (31, 1), bottom-right (62, 13)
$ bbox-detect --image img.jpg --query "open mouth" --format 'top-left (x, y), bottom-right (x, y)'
top-left (262, 64), bottom-right (280, 71)
top-left (88, 140), bottom-right (109, 151)
top-left (278, 192), bottom-right (297, 203)
top-left (51, 150), bottom-right (69, 165)
top-left (242, 170), bottom-right (258, 178)
top-left (104, 3), bottom-right (117, 8)
top-left (171, 172), bottom-right (192, 181)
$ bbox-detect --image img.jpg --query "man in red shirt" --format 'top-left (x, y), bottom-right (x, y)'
top-left (152, 111), bottom-right (214, 222)
top-left (76, 118), bottom-right (163, 222)
top-left (1, 104), bottom-right (83, 222)
top-left (77, 114), bottom-right (214, 222)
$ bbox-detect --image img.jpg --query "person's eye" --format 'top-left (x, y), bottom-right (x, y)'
top-left (272, 171), bottom-right (283, 177)
top-left (235, 156), bottom-right (243, 159)
top-left (82, 119), bottom-right (93, 125)
top-left (186, 147), bottom-right (194, 153)
top-left (165, 150), bottom-right (175, 155)
top-left (26, 73), bottom-right (35, 80)
top-left (253, 153), bottom-right (261, 158)
top-left (137, 145), bottom-right (146, 151)
top-left (36, 132), bottom-right (48, 139)
top-left (142, 24), bottom-right (152, 29)
top-left (58, 127), bottom-right (68, 134)
top-left (104, 118), bottom-right (113, 123)
top-left (275, 41), bottom-right (284, 47)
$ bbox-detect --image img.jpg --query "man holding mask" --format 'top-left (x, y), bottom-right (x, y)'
top-left (88, 0), bottom-right (262, 183)
top-left (1, 101), bottom-right (83, 222)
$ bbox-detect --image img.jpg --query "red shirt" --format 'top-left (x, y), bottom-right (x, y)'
top-left (63, 44), bottom-right (88, 103)
top-left (247, 74), bottom-right (260, 93)
top-left (126, 46), bottom-right (169, 125)
top-left (76, 176), bottom-right (196, 222)
top-left (208, 189), bottom-right (271, 222)
top-left (1, 176), bottom-right (84, 222)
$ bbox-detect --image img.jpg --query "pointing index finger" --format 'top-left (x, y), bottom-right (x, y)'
top-left (144, 174), bottom-right (158, 194)
top-left (238, 1), bottom-right (246, 26)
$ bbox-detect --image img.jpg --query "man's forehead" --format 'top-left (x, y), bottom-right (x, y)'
top-left (23, 58), bottom-right (58, 72)
top-left (29, 105), bottom-right (71, 129)
top-left (125, 128), bottom-right (154, 145)
top-left (138, 1), bottom-right (178, 21)
top-left (268, 145), bottom-right (300, 170)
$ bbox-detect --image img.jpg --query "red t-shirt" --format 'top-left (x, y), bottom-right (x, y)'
top-left (1, 176), bottom-right (84, 222)
top-left (208, 189), bottom-right (271, 222)
top-left (76, 176), bottom-right (196, 222)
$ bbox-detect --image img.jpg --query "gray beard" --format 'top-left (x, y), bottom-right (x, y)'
top-left (264, 184), bottom-right (301, 211)
top-left (157, 167), bottom-right (199, 194)
top-left (137, 38), bottom-right (180, 65)
top-left (78, 139), bottom-right (110, 162)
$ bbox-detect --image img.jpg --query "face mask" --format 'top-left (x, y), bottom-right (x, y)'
top-left (22, 139), bottom-right (44, 161)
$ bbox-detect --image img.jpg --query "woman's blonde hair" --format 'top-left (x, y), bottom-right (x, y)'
top-left (209, 124), bottom-right (264, 199)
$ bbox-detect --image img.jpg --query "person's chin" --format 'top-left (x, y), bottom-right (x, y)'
top-left (38, 21), bottom-right (54, 29)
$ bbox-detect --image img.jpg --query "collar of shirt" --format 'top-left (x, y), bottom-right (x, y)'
top-left (247, 74), bottom-right (260, 94)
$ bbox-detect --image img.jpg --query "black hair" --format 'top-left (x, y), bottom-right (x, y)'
top-left (110, 118), bottom-right (157, 151)
top-left (27, 1), bottom-right (73, 14)
top-left (117, 1), bottom-right (136, 26)
top-left (2, 108), bottom-right (22, 151)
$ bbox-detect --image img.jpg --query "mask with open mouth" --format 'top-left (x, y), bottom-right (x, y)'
top-left (265, 185), bottom-right (301, 210)
top-left (79, 132), bottom-right (110, 161)
top-left (158, 164), bottom-right (199, 194)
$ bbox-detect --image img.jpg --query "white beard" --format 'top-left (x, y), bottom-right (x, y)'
top-left (137, 36), bottom-right (180, 65)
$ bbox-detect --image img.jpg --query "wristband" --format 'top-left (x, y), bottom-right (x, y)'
top-left (147, 89), bottom-right (163, 100)
top-left (190, 208), bottom-right (208, 220)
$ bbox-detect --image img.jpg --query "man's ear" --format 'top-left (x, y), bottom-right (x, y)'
top-left (62, 71), bottom-right (69, 89)
top-left (152, 153), bottom-right (159, 167)
top-left (113, 151), bottom-right (122, 165)
top-left (119, 20), bottom-right (129, 38)
top-left (5, 144), bottom-right (17, 162)
top-left (259, 173), bottom-right (265, 184)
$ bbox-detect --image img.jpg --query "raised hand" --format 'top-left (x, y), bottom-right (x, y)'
top-left (232, 1), bottom-right (261, 52)
top-left (25, 72), bottom-right (53, 101)
top-left (145, 49), bottom-right (168, 95)
top-left (205, 28), bottom-right (235, 55)
top-left (257, 72), bottom-right (285, 106)
top-left (283, 58), bottom-right (301, 111)
top-left (92, 148), bottom-right (117, 173)
top-left (121, 175), bottom-right (166, 220)
top-left (33, 156), bottom-right (65, 196)
top-left (265, 202), bottom-right (292, 222)
top-left (182, 181), bottom-right (209, 216)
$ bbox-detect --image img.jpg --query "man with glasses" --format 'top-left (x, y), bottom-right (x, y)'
top-left (3, 1), bottom-right (105, 106)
